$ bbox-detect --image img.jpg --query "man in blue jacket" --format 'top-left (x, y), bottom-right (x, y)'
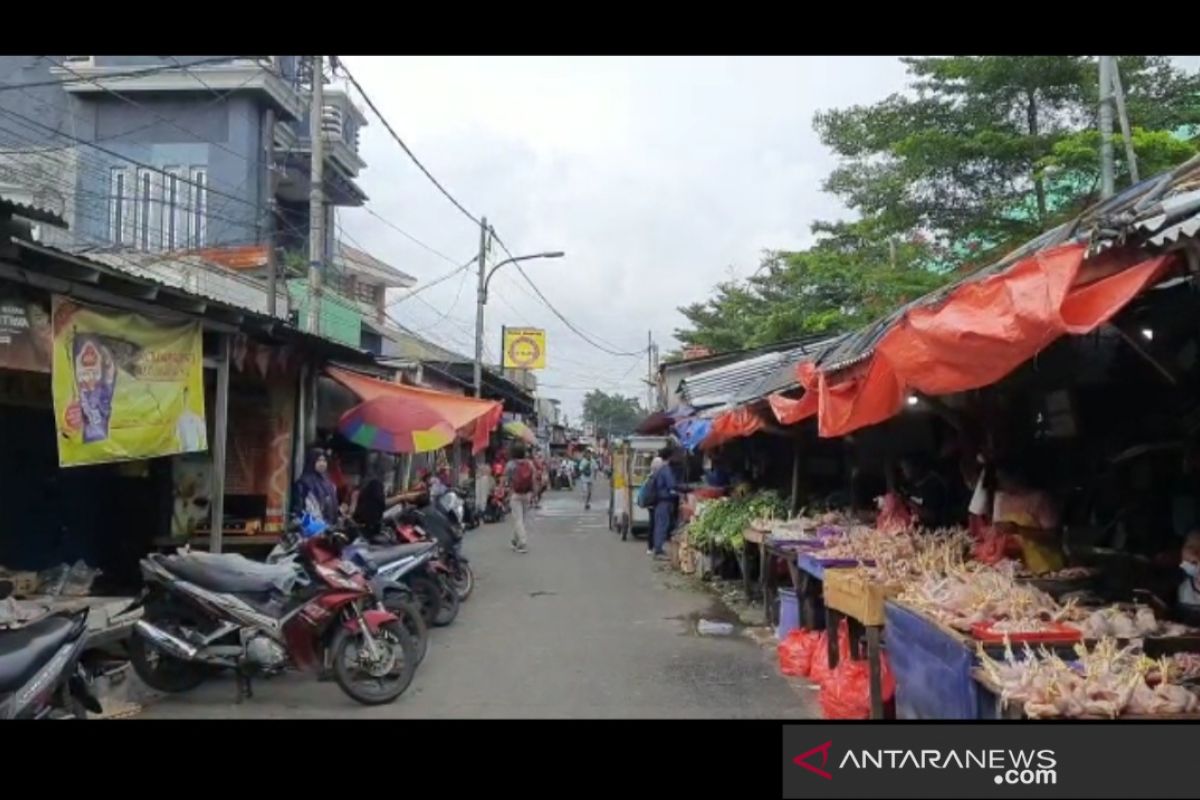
top-left (649, 446), bottom-right (680, 560)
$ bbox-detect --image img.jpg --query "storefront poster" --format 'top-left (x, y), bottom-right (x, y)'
top-left (51, 296), bottom-right (207, 467)
top-left (0, 291), bottom-right (52, 373)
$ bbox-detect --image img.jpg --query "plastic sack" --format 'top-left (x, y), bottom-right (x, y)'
top-left (809, 620), bottom-right (852, 687)
top-left (778, 629), bottom-right (822, 677)
top-left (820, 653), bottom-right (896, 719)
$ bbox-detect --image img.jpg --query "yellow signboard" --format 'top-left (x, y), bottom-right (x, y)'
top-left (502, 327), bottom-right (547, 370)
top-left (51, 297), bottom-right (207, 467)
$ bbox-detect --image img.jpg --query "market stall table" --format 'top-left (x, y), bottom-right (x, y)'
top-left (822, 570), bottom-right (902, 719)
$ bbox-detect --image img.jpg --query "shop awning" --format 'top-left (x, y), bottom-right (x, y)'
top-left (502, 420), bottom-right (537, 444)
top-left (700, 405), bottom-right (767, 451)
top-left (326, 366), bottom-right (502, 453)
top-left (808, 242), bottom-right (1176, 437)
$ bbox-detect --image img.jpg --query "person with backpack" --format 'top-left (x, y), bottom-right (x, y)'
top-left (641, 447), bottom-right (680, 559)
top-left (578, 449), bottom-right (598, 510)
top-left (503, 443), bottom-right (536, 553)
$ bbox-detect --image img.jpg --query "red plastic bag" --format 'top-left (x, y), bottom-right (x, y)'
top-left (820, 653), bottom-right (896, 719)
top-left (809, 620), bottom-right (851, 687)
top-left (971, 520), bottom-right (1024, 565)
top-left (876, 492), bottom-right (913, 534)
top-left (777, 629), bottom-right (821, 677)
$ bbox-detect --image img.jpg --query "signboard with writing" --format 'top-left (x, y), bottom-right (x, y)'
top-left (0, 291), bottom-right (52, 373)
top-left (502, 327), bottom-right (547, 370)
top-left (51, 296), bottom-right (207, 467)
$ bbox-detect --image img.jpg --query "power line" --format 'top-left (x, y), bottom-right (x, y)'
top-left (488, 231), bottom-right (646, 358)
top-left (0, 56), bottom-right (247, 93)
top-left (337, 59), bottom-right (482, 228)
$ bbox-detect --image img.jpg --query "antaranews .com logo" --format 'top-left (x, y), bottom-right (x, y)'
top-left (793, 741), bottom-right (1058, 786)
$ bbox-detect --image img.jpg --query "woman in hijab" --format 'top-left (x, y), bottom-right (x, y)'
top-left (294, 446), bottom-right (339, 524)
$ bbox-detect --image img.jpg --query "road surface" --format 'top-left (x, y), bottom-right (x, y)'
top-left (137, 481), bottom-right (817, 718)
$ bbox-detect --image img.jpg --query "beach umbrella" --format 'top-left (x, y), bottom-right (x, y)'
top-left (338, 395), bottom-right (457, 454)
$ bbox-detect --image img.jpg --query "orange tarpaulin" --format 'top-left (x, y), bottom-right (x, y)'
top-left (327, 367), bottom-right (503, 454)
top-left (812, 243), bottom-right (1176, 438)
top-left (768, 362), bottom-right (819, 425)
top-left (701, 406), bottom-right (766, 450)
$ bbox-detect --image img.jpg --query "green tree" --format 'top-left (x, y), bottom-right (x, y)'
top-left (814, 56), bottom-right (1200, 261)
top-left (582, 390), bottom-right (645, 437)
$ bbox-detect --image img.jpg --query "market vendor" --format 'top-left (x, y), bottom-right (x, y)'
top-left (991, 459), bottom-right (1065, 575)
top-left (898, 453), bottom-right (952, 529)
top-left (1178, 532), bottom-right (1200, 610)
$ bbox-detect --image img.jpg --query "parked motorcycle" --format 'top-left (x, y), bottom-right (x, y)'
top-left (378, 506), bottom-right (463, 621)
top-left (483, 484), bottom-right (511, 523)
top-left (426, 492), bottom-right (476, 601)
top-left (343, 538), bottom-right (440, 661)
top-left (126, 516), bottom-right (418, 706)
top-left (0, 582), bottom-right (100, 719)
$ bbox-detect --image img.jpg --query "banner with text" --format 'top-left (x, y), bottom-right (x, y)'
top-left (51, 296), bottom-right (207, 467)
top-left (502, 327), bottom-right (547, 370)
top-left (0, 290), bottom-right (52, 372)
top-left (782, 723), bottom-right (1197, 799)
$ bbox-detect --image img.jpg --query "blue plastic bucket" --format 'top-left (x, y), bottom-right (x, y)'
top-left (776, 588), bottom-right (800, 639)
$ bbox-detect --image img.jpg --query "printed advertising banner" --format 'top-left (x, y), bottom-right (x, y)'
top-left (502, 327), bottom-right (547, 370)
top-left (0, 290), bottom-right (52, 372)
top-left (51, 296), bottom-right (207, 467)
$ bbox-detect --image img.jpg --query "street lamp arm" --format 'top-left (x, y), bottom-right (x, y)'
top-left (483, 251), bottom-right (565, 294)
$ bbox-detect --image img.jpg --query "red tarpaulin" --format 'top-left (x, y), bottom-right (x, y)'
top-left (701, 406), bottom-right (765, 450)
top-left (812, 243), bottom-right (1176, 438)
top-left (326, 367), bottom-right (503, 453)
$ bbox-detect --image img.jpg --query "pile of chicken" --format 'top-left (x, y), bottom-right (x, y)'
top-left (764, 511), bottom-right (850, 541)
top-left (977, 637), bottom-right (1200, 718)
top-left (898, 557), bottom-right (1080, 634)
top-left (1075, 606), bottom-right (1195, 639)
top-left (834, 528), bottom-right (973, 584)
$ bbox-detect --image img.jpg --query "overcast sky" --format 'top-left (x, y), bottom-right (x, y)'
top-left (339, 56), bottom-right (1199, 422)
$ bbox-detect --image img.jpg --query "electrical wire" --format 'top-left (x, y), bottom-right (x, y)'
top-left (338, 59), bottom-right (482, 228)
top-left (0, 57), bottom-right (247, 93)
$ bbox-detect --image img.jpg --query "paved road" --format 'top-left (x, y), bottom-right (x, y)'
top-left (138, 481), bottom-right (817, 718)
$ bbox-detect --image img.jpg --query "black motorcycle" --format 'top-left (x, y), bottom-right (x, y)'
top-left (0, 582), bottom-right (101, 719)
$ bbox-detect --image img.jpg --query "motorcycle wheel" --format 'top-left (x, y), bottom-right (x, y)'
top-left (127, 617), bottom-right (208, 694)
top-left (449, 561), bottom-right (475, 601)
top-left (381, 592), bottom-right (429, 666)
top-left (407, 575), bottom-right (444, 628)
top-left (432, 576), bottom-right (460, 627)
top-left (329, 620), bottom-right (417, 706)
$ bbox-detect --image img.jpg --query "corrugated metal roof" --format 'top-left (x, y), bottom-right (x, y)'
top-left (68, 247), bottom-right (290, 320)
top-left (680, 334), bottom-right (837, 409)
top-left (815, 156), bottom-right (1200, 374)
top-left (336, 242), bottom-right (416, 288)
top-left (0, 192), bottom-right (67, 228)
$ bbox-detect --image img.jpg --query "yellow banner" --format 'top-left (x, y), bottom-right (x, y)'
top-left (503, 327), bottom-right (547, 370)
top-left (51, 297), bottom-right (207, 467)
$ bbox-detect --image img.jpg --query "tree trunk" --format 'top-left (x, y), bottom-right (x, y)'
top-left (1027, 91), bottom-right (1047, 222)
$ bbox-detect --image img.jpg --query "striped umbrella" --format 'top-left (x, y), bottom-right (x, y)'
top-left (338, 395), bottom-right (457, 454)
top-left (502, 420), bottom-right (537, 444)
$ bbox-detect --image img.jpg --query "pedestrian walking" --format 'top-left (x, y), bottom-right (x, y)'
top-left (504, 443), bottom-right (536, 553)
top-left (579, 449), bottom-right (598, 510)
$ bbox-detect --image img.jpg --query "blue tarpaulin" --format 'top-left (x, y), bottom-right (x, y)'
top-left (883, 601), bottom-right (982, 719)
top-left (674, 417), bottom-right (712, 451)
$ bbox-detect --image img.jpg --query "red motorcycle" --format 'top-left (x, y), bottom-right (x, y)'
top-left (126, 519), bottom-right (418, 706)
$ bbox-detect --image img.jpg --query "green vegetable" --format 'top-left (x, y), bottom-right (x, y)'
top-left (687, 490), bottom-right (787, 553)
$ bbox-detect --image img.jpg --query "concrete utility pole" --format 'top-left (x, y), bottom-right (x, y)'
top-left (473, 215), bottom-right (489, 399)
top-left (1099, 55), bottom-right (1116, 199)
top-left (307, 55), bottom-right (325, 335)
top-left (1109, 58), bottom-right (1139, 185)
top-left (646, 330), bottom-right (654, 411)
top-left (263, 106), bottom-right (278, 318)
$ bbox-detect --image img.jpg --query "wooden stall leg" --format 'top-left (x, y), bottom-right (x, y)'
top-left (826, 608), bottom-right (843, 669)
top-left (764, 552), bottom-right (780, 627)
top-left (867, 626), bottom-right (884, 720)
top-left (740, 543), bottom-right (753, 604)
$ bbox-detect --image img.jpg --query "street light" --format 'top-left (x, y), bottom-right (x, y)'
top-left (474, 247), bottom-right (565, 398)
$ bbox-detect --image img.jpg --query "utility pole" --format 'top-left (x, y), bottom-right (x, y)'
top-left (1109, 58), bottom-right (1139, 184)
top-left (1099, 55), bottom-right (1115, 199)
top-left (262, 106), bottom-right (278, 318)
top-left (473, 215), bottom-right (489, 399)
top-left (646, 330), bottom-right (654, 411)
top-left (307, 55), bottom-right (325, 335)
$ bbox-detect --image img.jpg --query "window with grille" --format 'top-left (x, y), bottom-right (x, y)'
top-left (188, 168), bottom-right (207, 248)
top-left (161, 168), bottom-right (184, 250)
top-left (134, 168), bottom-right (156, 250)
top-left (109, 167), bottom-right (130, 245)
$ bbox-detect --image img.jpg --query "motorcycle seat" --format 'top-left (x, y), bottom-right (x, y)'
top-left (155, 552), bottom-right (300, 594)
top-left (0, 614), bottom-right (79, 693)
top-left (360, 541), bottom-right (435, 567)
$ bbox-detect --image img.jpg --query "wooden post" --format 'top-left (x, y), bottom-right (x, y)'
top-left (867, 626), bottom-right (885, 719)
top-left (790, 446), bottom-right (802, 516)
top-left (210, 333), bottom-right (231, 554)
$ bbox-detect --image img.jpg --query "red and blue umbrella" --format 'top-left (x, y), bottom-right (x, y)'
top-left (338, 395), bottom-right (457, 454)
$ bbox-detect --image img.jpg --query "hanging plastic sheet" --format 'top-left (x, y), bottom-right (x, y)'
top-left (768, 363), bottom-right (820, 424)
top-left (701, 406), bottom-right (765, 450)
top-left (812, 244), bottom-right (1176, 438)
top-left (673, 417), bottom-right (713, 452)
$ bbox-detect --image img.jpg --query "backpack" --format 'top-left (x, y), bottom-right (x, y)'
top-left (512, 460), bottom-right (535, 494)
top-left (581, 460), bottom-right (593, 478)
top-left (637, 474), bottom-right (659, 509)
